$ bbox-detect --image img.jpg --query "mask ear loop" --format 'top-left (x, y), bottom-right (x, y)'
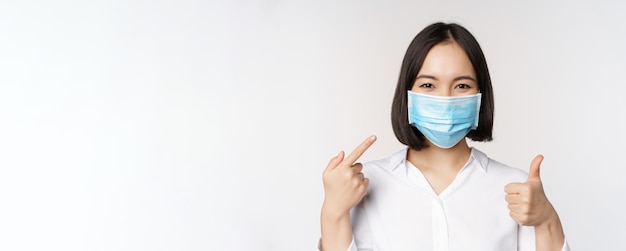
top-left (472, 93), bottom-right (482, 129)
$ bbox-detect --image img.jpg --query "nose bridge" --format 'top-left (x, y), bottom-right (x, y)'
top-left (437, 85), bottom-right (453, 97)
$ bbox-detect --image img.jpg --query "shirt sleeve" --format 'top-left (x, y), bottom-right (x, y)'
top-left (561, 239), bottom-right (571, 251)
top-left (517, 225), bottom-right (536, 251)
top-left (316, 237), bottom-right (358, 251)
top-left (517, 225), bottom-right (572, 251)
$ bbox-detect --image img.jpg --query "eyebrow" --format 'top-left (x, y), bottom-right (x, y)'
top-left (416, 74), bottom-right (476, 82)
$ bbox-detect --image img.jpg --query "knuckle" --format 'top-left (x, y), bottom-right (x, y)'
top-left (504, 195), bottom-right (512, 202)
top-left (509, 212), bottom-right (519, 221)
top-left (358, 184), bottom-right (367, 193)
top-left (521, 196), bottom-right (530, 204)
top-left (507, 204), bottom-right (514, 210)
top-left (322, 170), bottom-right (332, 180)
top-left (504, 184), bottom-right (512, 190)
top-left (520, 215), bottom-right (531, 225)
top-left (520, 204), bottom-right (529, 212)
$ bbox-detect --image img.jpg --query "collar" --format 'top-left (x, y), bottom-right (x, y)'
top-left (470, 147), bottom-right (490, 173)
top-left (387, 146), bottom-right (490, 175)
top-left (389, 148), bottom-right (409, 174)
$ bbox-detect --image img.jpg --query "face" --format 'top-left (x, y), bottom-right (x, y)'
top-left (411, 41), bottom-right (478, 96)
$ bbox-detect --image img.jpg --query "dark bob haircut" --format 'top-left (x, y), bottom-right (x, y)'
top-left (391, 22), bottom-right (494, 150)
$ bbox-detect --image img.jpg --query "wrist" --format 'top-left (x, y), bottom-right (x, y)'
top-left (321, 202), bottom-right (350, 222)
top-left (535, 204), bottom-right (559, 230)
top-left (533, 205), bottom-right (566, 251)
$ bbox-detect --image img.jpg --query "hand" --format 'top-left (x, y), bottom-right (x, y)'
top-left (504, 155), bottom-right (557, 226)
top-left (322, 135), bottom-right (377, 218)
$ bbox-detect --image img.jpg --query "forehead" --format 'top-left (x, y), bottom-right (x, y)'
top-left (418, 41), bottom-right (476, 77)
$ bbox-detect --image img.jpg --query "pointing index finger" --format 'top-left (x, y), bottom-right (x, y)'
top-left (343, 135), bottom-right (377, 166)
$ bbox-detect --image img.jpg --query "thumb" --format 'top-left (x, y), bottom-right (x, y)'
top-left (325, 151), bottom-right (345, 172)
top-left (527, 154), bottom-right (544, 181)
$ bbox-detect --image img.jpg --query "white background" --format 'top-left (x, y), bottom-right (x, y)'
top-left (1, 0), bottom-right (625, 250)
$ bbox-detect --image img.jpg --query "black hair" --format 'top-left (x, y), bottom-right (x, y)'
top-left (391, 22), bottom-right (494, 150)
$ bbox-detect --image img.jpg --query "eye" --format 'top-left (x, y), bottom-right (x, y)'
top-left (420, 83), bottom-right (434, 88)
top-left (455, 83), bottom-right (471, 89)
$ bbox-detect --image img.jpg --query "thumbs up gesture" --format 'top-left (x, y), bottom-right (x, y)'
top-left (504, 155), bottom-right (557, 226)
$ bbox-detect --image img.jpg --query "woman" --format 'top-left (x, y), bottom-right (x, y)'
top-left (319, 23), bottom-right (570, 251)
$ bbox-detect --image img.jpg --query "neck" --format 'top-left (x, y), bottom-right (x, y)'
top-left (406, 139), bottom-right (472, 172)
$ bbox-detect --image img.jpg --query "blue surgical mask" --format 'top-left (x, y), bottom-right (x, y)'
top-left (407, 91), bottom-right (481, 149)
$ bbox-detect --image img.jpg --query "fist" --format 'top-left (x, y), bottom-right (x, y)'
top-left (322, 136), bottom-right (376, 216)
top-left (504, 155), bottom-right (556, 226)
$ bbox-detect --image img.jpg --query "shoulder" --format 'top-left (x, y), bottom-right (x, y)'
top-left (360, 148), bottom-right (407, 175)
top-left (358, 148), bottom-right (410, 193)
top-left (473, 147), bottom-right (528, 183)
top-left (487, 158), bottom-right (528, 182)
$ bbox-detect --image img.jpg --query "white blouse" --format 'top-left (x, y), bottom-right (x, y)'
top-left (320, 147), bottom-right (570, 251)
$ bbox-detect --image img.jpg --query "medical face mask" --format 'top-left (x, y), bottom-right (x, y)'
top-left (407, 91), bottom-right (482, 149)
